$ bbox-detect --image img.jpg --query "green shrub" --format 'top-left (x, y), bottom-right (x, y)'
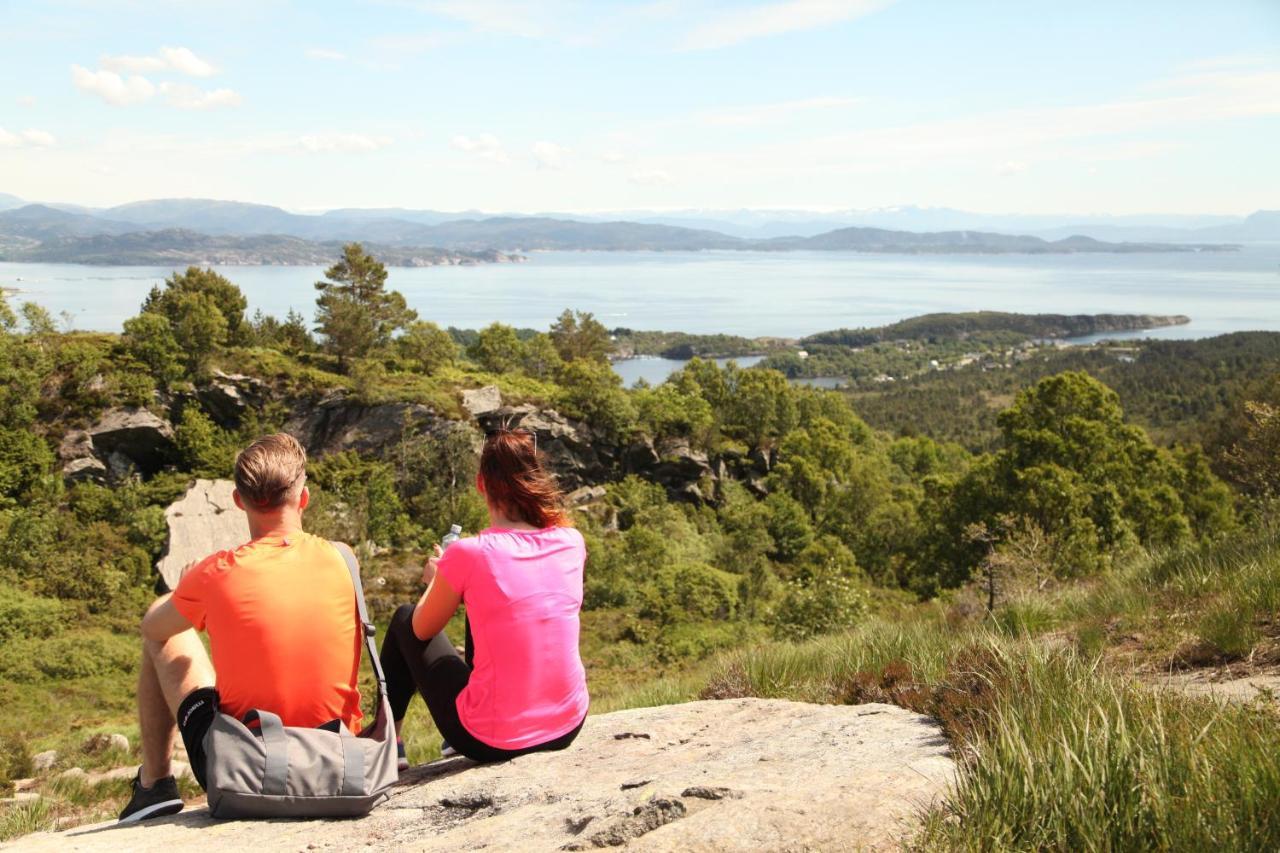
top-left (0, 630), bottom-right (138, 683)
top-left (0, 587), bottom-right (65, 643)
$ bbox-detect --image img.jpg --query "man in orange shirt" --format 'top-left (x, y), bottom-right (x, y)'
top-left (120, 433), bottom-right (363, 823)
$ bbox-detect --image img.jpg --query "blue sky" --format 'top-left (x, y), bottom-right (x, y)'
top-left (1, 0), bottom-right (1277, 214)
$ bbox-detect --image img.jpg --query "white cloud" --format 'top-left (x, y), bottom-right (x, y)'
top-left (102, 46), bottom-right (218, 77)
top-left (423, 1), bottom-right (551, 38)
top-left (71, 65), bottom-right (157, 105)
top-left (0, 127), bottom-right (56, 148)
top-left (452, 133), bottom-right (509, 163)
top-left (295, 134), bottom-right (394, 153)
top-left (601, 150), bottom-right (628, 164)
top-left (699, 95), bottom-right (864, 126)
top-left (366, 32), bottom-right (450, 58)
top-left (16, 95), bottom-right (37, 107)
top-left (160, 82), bottom-right (242, 110)
top-left (306, 48), bottom-right (348, 61)
top-left (682, 0), bottom-right (895, 50)
top-left (996, 160), bottom-right (1027, 176)
top-left (532, 140), bottom-right (571, 169)
top-left (629, 168), bottom-right (673, 186)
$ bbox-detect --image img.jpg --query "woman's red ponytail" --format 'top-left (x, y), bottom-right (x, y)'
top-left (479, 429), bottom-right (570, 528)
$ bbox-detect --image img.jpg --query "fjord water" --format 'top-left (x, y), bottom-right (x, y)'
top-left (5, 246), bottom-right (1278, 341)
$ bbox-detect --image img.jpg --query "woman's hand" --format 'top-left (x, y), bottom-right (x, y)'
top-left (422, 544), bottom-right (443, 587)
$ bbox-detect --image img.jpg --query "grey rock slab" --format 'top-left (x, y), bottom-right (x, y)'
top-left (14, 698), bottom-right (954, 852)
top-left (460, 385), bottom-right (502, 418)
top-left (155, 479), bottom-right (250, 592)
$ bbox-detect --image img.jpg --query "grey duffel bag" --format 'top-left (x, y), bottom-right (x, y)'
top-left (202, 542), bottom-right (399, 819)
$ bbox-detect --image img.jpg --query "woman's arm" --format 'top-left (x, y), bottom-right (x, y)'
top-left (411, 574), bottom-right (462, 641)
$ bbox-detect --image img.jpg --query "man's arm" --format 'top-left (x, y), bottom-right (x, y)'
top-left (142, 560), bottom-right (200, 643)
top-left (141, 594), bottom-right (197, 643)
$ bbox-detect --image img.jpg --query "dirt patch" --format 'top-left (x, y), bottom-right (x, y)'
top-left (1148, 665), bottom-right (1280, 704)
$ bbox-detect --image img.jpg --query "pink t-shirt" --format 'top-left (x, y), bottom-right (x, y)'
top-left (437, 525), bottom-right (589, 750)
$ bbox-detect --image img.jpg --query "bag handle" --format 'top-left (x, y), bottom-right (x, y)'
top-left (331, 542), bottom-right (388, 710)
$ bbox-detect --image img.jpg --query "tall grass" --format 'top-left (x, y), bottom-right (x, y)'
top-left (916, 643), bottom-right (1280, 851)
top-left (684, 608), bottom-right (1280, 852)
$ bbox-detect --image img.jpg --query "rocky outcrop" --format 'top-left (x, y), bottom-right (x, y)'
top-left (57, 407), bottom-right (177, 483)
top-left (154, 479), bottom-right (250, 592)
top-left (285, 392), bottom-right (454, 457)
top-left (194, 371), bottom-right (267, 427)
top-left (461, 385), bottom-right (503, 418)
top-left (463, 388), bottom-right (764, 502)
top-left (19, 698), bottom-right (954, 852)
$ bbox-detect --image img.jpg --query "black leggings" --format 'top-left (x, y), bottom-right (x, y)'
top-left (379, 604), bottom-right (583, 764)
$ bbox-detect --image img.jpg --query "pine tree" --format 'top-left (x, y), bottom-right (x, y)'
top-left (314, 243), bottom-right (415, 372)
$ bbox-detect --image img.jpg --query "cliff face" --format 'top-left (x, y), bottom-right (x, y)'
top-left (59, 382), bottom-right (742, 509)
top-left (17, 698), bottom-right (955, 852)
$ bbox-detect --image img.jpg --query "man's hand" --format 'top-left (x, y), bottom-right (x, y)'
top-left (422, 544), bottom-right (442, 587)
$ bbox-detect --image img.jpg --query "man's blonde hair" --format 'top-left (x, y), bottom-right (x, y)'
top-left (234, 433), bottom-right (307, 509)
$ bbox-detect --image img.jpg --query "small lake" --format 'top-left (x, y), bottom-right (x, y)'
top-left (612, 355), bottom-right (765, 387)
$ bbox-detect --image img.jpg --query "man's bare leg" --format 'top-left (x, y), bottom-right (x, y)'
top-left (137, 596), bottom-right (215, 787)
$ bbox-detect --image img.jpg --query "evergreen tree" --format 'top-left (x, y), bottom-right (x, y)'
top-left (314, 243), bottom-right (415, 372)
top-left (549, 309), bottom-right (612, 363)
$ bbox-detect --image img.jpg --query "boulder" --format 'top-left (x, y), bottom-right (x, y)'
top-left (195, 371), bottom-right (267, 427)
top-left (61, 456), bottom-right (108, 485)
top-left (31, 751), bottom-right (57, 774)
top-left (82, 733), bottom-right (129, 755)
top-left (461, 385), bottom-right (503, 418)
top-left (86, 407), bottom-right (176, 476)
top-left (20, 698), bottom-right (954, 851)
top-left (155, 479), bottom-right (250, 592)
top-left (565, 485), bottom-right (607, 506)
top-left (286, 392), bottom-right (452, 457)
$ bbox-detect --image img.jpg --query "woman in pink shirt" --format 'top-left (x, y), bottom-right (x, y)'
top-left (379, 428), bottom-right (589, 764)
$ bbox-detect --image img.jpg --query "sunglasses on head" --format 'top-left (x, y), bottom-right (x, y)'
top-left (483, 424), bottom-right (538, 453)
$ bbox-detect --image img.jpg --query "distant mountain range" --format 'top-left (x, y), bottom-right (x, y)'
top-left (0, 196), bottom-right (1256, 265)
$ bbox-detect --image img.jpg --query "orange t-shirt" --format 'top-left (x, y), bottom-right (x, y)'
top-left (171, 530), bottom-right (363, 732)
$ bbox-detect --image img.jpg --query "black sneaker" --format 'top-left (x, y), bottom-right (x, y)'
top-left (440, 739), bottom-right (458, 758)
top-left (396, 738), bottom-right (409, 772)
top-left (118, 770), bottom-right (184, 823)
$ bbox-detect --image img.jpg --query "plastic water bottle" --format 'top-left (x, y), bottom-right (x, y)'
top-left (441, 523), bottom-right (462, 549)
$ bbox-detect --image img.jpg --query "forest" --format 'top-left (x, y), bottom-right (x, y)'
top-left (1, 244), bottom-right (1278, 845)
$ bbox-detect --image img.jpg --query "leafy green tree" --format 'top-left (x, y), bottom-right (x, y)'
top-left (549, 309), bottom-right (612, 363)
top-left (520, 333), bottom-right (564, 380)
top-left (727, 368), bottom-right (797, 448)
top-left (174, 407), bottom-right (236, 477)
top-left (247, 308), bottom-right (314, 354)
top-left (19, 303), bottom-right (57, 337)
top-left (915, 371), bottom-right (1234, 594)
top-left (554, 359), bottom-right (636, 438)
top-left (634, 382), bottom-right (714, 443)
top-left (142, 267), bottom-right (247, 344)
top-left (173, 291), bottom-right (228, 375)
top-left (1224, 401), bottom-right (1280, 502)
top-left (764, 491), bottom-right (814, 562)
top-left (467, 323), bottom-right (525, 373)
top-left (121, 312), bottom-right (184, 387)
top-left (0, 429), bottom-right (54, 507)
top-left (774, 536), bottom-right (867, 639)
top-left (314, 243), bottom-right (415, 371)
top-left (399, 321), bottom-right (458, 375)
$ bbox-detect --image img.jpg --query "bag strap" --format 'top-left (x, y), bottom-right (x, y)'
top-left (331, 541), bottom-right (388, 709)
